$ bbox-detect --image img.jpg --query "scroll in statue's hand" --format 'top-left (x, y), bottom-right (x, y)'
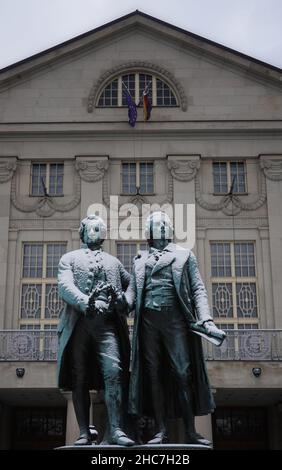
top-left (202, 320), bottom-right (226, 341)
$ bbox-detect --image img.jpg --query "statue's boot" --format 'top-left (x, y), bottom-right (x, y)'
top-left (109, 428), bottom-right (135, 446)
top-left (74, 433), bottom-right (92, 446)
top-left (89, 425), bottom-right (99, 442)
top-left (146, 380), bottom-right (168, 444)
top-left (180, 388), bottom-right (211, 447)
top-left (105, 381), bottom-right (135, 446)
top-left (147, 430), bottom-right (169, 445)
top-left (72, 387), bottom-right (92, 445)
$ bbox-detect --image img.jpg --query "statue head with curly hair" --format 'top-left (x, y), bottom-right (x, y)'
top-left (79, 215), bottom-right (107, 248)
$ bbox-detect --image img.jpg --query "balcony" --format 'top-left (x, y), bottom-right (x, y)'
top-left (0, 330), bottom-right (57, 361)
top-left (0, 329), bottom-right (282, 362)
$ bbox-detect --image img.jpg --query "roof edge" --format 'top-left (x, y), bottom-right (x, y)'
top-left (0, 9), bottom-right (281, 82)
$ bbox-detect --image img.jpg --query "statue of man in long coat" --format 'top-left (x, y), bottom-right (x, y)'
top-left (125, 211), bottom-right (225, 446)
top-left (57, 215), bottom-right (134, 446)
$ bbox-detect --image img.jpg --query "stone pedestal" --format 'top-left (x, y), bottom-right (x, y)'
top-left (57, 443), bottom-right (212, 450)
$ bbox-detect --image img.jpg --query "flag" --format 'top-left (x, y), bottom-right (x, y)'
top-left (143, 89), bottom-right (152, 121)
top-left (124, 89), bottom-right (137, 127)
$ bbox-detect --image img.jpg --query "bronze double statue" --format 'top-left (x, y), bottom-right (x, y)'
top-left (57, 212), bottom-right (225, 446)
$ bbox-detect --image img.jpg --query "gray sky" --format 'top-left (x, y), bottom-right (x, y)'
top-left (0, 0), bottom-right (281, 70)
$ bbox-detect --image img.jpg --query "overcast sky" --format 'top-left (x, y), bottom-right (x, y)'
top-left (0, 0), bottom-right (281, 70)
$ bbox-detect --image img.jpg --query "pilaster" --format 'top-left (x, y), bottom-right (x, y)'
top-left (167, 155), bottom-right (200, 249)
top-left (260, 155), bottom-right (282, 328)
top-left (0, 157), bottom-right (17, 329)
top-left (75, 156), bottom-right (109, 220)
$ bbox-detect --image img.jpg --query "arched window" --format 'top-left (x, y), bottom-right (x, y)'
top-left (97, 72), bottom-right (178, 107)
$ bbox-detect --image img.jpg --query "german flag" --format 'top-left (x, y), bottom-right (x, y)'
top-left (143, 88), bottom-right (152, 121)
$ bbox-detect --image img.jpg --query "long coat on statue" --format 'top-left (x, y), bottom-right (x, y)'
top-left (125, 243), bottom-right (215, 418)
top-left (57, 247), bottom-right (131, 391)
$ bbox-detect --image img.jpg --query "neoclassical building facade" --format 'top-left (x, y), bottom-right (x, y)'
top-left (0, 11), bottom-right (282, 449)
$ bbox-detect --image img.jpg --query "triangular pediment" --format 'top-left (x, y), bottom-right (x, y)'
top-left (0, 11), bottom-right (282, 125)
top-left (0, 11), bottom-right (281, 90)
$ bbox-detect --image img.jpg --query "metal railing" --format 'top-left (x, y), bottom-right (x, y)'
top-left (0, 330), bottom-right (58, 361)
top-left (203, 329), bottom-right (282, 361)
top-left (0, 329), bottom-right (282, 362)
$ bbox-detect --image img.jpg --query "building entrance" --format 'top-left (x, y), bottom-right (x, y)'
top-left (11, 407), bottom-right (66, 450)
top-left (212, 407), bottom-right (268, 449)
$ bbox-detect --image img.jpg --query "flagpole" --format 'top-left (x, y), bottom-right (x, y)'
top-left (121, 80), bottom-right (132, 96)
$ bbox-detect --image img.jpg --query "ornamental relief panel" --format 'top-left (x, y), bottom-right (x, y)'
top-left (9, 158), bottom-right (110, 218)
top-left (166, 156), bottom-right (271, 216)
top-left (0, 158), bottom-right (17, 182)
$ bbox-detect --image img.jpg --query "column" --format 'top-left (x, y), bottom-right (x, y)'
top-left (62, 391), bottom-right (80, 446)
top-left (195, 415), bottom-right (213, 443)
top-left (167, 155), bottom-right (200, 250)
top-left (0, 158), bottom-right (17, 329)
top-left (260, 156), bottom-right (282, 328)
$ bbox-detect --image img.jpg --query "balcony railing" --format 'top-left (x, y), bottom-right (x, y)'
top-left (0, 330), bottom-right (58, 361)
top-left (0, 329), bottom-right (282, 362)
top-left (203, 329), bottom-right (282, 361)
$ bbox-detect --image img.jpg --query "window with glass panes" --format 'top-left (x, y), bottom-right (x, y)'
top-left (20, 243), bottom-right (67, 330)
top-left (31, 163), bottom-right (64, 196)
top-left (210, 242), bottom-right (258, 329)
top-left (97, 73), bottom-right (177, 107)
top-left (116, 242), bottom-right (148, 273)
top-left (213, 162), bottom-right (246, 194)
top-left (121, 162), bottom-right (154, 194)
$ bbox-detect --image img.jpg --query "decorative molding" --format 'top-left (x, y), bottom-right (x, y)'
top-left (87, 61), bottom-right (188, 112)
top-left (197, 217), bottom-right (269, 229)
top-left (167, 159), bottom-right (200, 181)
top-left (75, 159), bottom-right (109, 182)
top-left (195, 169), bottom-right (267, 216)
top-left (11, 168), bottom-right (81, 217)
top-left (259, 227), bottom-right (270, 240)
top-left (102, 176), bottom-right (110, 207)
top-left (9, 219), bottom-right (79, 230)
top-left (0, 158), bottom-right (17, 183)
top-left (166, 172), bottom-right (173, 203)
top-left (260, 157), bottom-right (282, 181)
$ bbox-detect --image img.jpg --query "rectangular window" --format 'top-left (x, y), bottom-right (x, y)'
top-left (121, 162), bottom-right (154, 194)
top-left (117, 242), bottom-right (148, 273)
top-left (122, 163), bottom-right (137, 194)
top-left (213, 161), bottom-right (246, 194)
top-left (31, 163), bottom-right (64, 196)
top-left (20, 243), bottom-right (67, 329)
top-left (210, 241), bottom-right (258, 329)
